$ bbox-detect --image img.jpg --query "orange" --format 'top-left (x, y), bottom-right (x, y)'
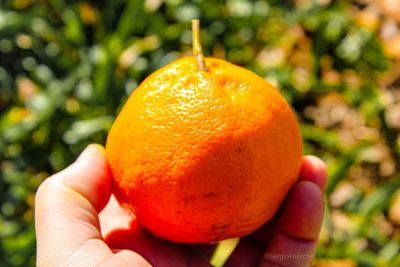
top-left (106, 21), bottom-right (302, 243)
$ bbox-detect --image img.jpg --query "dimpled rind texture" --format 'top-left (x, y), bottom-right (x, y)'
top-left (106, 57), bottom-right (303, 244)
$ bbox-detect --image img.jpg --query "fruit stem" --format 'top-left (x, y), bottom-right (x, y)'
top-left (192, 19), bottom-right (207, 71)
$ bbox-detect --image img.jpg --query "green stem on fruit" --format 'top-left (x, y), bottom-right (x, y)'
top-left (192, 19), bottom-right (207, 71)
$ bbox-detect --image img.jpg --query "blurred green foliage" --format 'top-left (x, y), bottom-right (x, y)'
top-left (1, 0), bottom-right (400, 266)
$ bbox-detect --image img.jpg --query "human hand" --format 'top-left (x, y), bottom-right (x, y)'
top-left (35, 144), bottom-right (327, 267)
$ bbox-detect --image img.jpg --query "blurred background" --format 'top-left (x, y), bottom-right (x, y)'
top-left (1, 0), bottom-right (400, 266)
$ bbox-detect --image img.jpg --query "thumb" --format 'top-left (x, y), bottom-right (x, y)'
top-left (35, 144), bottom-right (112, 265)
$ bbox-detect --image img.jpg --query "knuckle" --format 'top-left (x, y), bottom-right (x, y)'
top-left (35, 174), bottom-right (62, 203)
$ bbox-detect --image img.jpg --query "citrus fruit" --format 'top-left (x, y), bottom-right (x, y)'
top-left (106, 20), bottom-right (302, 243)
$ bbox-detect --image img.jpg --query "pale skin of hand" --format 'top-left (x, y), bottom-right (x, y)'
top-left (35, 144), bottom-right (327, 267)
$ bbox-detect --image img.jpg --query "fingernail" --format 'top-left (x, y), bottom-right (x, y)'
top-left (76, 144), bottom-right (98, 161)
